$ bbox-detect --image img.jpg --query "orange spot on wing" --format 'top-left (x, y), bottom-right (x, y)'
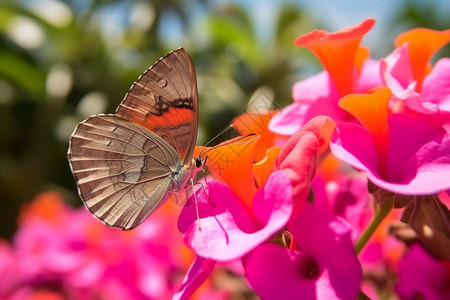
top-left (141, 107), bottom-right (195, 130)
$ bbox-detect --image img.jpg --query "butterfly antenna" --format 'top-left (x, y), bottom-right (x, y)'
top-left (203, 125), bottom-right (234, 148)
top-left (199, 132), bottom-right (257, 158)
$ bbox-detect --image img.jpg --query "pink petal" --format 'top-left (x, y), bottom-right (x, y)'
top-left (396, 243), bottom-right (450, 300)
top-left (378, 131), bottom-right (450, 194)
top-left (381, 44), bottom-right (414, 90)
top-left (357, 58), bottom-right (382, 93)
top-left (173, 256), bottom-right (216, 300)
top-left (245, 243), bottom-right (317, 299)
top-left (381, 44), bottom-right (441, 114)
top-left (331, 114), bottom-right (450, 195)
top-left (288, 203), bottom-right (362, 299)
top-left (330, 123), bottom-right (379, 176)
top-left (386, 113), bottom-right (445, 180)
top-left (177, 180), bottom-right (257, 234)
top-left (268, 102), bottom-right (309, 135)
top-left (269, 72), bottom-right (340, 135)
top-left (292, 71), bottom-right (338, 102)
top-left (277, 116), bottom-right (335, 212)
top-left (245, 204), bottom-right (361, 300)
top-left (182, 171), bottom-right (292, 261)
top-left (422, 57), bottom-right (450, 112)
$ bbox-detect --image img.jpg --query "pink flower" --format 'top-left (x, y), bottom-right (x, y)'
top-left (6, 191), bottom-right (192, 300)
top-left (176, 116), bottom-right (336, 299)
top-left (173, 256), bottom-right (217, 300)
top-left (270, 18), bottom-right (382, 135)
top-left (330, 88), bottom-right (450, 195)
top-left (396, 243), bottom-right (450, 300)
top-left (175, 171), bottom-right (292, 299)
top-left (178, 171), bottom-right (293, 262)
top-left (0, 240), bottom-right (20, 297)
top-left (313, 173), bottom-right (373, 241)
top-left (381, 28), bottom-right (450, 127)
top-left (244, 203), bottom-right (362, 300)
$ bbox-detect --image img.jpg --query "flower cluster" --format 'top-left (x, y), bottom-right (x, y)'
top-left (177, 18), bottom-right (450, 299)
top-left (0, 191), bottom-right (203, 300)
top-left (3, 18), bottom-right (450, 300)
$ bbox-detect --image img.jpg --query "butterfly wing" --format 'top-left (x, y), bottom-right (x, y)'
top-left (68, 115), bottom-right (182, 230)
top-left (115, 48), bottom-right (199, 165)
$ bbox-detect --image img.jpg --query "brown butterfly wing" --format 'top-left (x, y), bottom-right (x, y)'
top-left (115, 48), bottom-right (198, 165)
top-left (68, 115), bottom-right (181, 230)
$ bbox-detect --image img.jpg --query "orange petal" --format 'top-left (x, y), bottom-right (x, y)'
top-left (232, 110), bottom-right (286, 162)
top-left (295, 18), bottom-right (375, 96)
top-left (355, 45), bottom-right (370, 72)
top-left (28, 290), bottom-right (65, 300)
top-left (195, 135), bottom-right (259, 212)
top-left (339, 88), bottom-right (391, 177)
top-left (395, 28), bottom-right (450, 92)
top-left (18, 191), bottom-right (65, 224)
top-left (316, 152), bottom-right (344, 182)
top-left (253, 146), bottom-right (281, 189)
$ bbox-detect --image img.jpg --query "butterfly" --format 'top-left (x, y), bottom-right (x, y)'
top-left (68, 48), bottom-right (205, 230)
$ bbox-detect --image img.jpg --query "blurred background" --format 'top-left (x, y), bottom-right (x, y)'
top-left (0, 0), bottom-right (449, 240)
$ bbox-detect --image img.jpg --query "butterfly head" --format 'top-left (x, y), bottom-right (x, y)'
top-left (194, 156), bottom-right (207, 171)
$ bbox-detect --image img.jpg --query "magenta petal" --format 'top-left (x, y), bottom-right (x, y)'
top-left (387, 113), bottom-right (445, 179)
top-left (396, 243), bottom-right (450, 300)
top-left (245, 243), bottom-right (316, 299)
top-left (378, 131), bottom-right (450, 194)
top-left (330, 123), bottom-right (379, 175)
top-left (252, 170), bottom-right (293, 225)
top-left (245, 203), bottom-right (361, 300)
top-left (382, 114), bottom-right (450, 194)
top-left (289, 203), bottom-right (362, 300)
top-left (182, 171), bottom-right (292, 261)
top-left (332, 113), bottom-right (450, 194)
top-left (173, 256), bottom-right (216, 300)
top-left (178, 180), bottom-right (257, 234)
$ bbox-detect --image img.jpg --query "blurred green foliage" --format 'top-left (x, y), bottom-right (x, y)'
top-left (0, 0), bottom-right (318, 238)
top-left (0, 0), bottom-right (448, 239)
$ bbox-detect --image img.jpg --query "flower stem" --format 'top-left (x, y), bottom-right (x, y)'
top-left (355, 197), bottom-right (393, 255)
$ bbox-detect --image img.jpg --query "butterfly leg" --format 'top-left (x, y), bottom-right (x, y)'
top-left (188, 177), bottom-right (202, 230)
top-left (199, 169), bottom-right (216, 208)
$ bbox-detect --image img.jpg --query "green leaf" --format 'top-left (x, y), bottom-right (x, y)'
top-left (0, 49), bottom-right (46, 98)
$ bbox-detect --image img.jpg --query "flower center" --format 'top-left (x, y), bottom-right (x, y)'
top-left (298, 254), bottom-right (320, 279)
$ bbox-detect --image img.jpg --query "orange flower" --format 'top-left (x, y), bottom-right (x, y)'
top-left (295, 18), bottom-right (375, 96)
top-left (18, 191), bottom-right (66, 225)
top-left (194, 111), bottom-right (286, 212)
top-left (338, 88), bottom-right (391, 178)
top-left (394, 28), bottom-right (450, 92)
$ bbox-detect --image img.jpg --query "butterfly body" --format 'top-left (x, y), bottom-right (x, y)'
top-left (68, 48), bottom-right (202, 230)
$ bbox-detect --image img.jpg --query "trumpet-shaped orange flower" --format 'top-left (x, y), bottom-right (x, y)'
top-left (295, 18), bottom-right (375, 96)
top-left (395, 28), bottom-right (450, 92)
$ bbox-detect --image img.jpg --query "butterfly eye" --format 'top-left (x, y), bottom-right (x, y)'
top-left (195, 157), bottom-right (203, 169)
